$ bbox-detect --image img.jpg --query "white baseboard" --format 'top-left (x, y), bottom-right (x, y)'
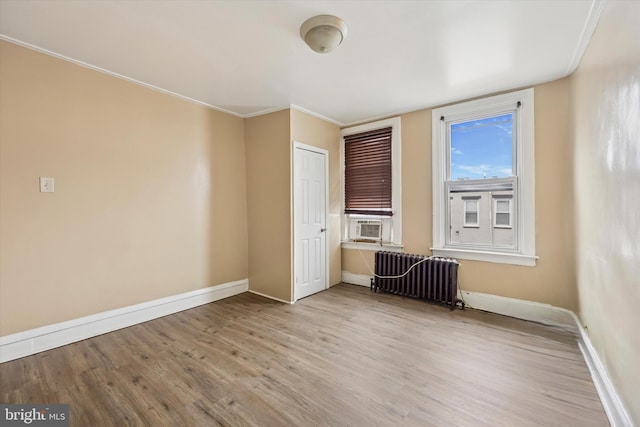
top-left (341, 271), bottom-right (373, 287)
top-left (248, 290), bottom-right (293, 304)
top-left (459, 289), bottom-right (632, 427)
top-left (458, 289), bottom-right (575, 327)
top-left (573, 312), bottom-right (633, 427)
top-left (0, 279), bottom-right (248, 363)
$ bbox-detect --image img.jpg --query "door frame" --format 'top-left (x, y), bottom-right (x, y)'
top-left (292, 141), bottom-right (330, 302)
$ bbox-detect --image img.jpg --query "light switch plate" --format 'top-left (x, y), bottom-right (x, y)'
top-left (39, 177), bottom-right (54, 193)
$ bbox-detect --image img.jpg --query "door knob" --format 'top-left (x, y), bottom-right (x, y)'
top-left (320, 228), bottom-right (327, 232)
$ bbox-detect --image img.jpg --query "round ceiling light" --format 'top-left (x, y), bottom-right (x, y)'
top-left (300, 15), bottom-right (348, 54)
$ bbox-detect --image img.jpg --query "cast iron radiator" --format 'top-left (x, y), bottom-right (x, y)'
top-left (371, 251), bottom-right (462, 310)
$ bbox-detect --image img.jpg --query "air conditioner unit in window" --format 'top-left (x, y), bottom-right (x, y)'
top-left (355, 220), bottom-right (382, 240)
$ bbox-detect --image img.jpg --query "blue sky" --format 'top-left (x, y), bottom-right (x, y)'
top-left (450, 113), bottom-right (513, 180)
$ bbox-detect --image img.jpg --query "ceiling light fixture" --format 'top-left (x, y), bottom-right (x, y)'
top-left (300, 15), bottom-right (348, 54)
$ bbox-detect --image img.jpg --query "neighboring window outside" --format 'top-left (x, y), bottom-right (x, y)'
top-left (341, 117), bottom-right (402, 249)
top-left (494, 197), bottom-right (512, 228)
top-left (463, 198), bottom-right (479, 227)
top-left (432, 89), bottom-right (536, 266)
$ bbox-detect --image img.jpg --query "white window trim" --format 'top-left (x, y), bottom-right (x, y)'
top-left (431, 88), bottom-right (537, 266)
top-left (341, 116), bottom-right (402, 251)
top-left (341, 241), bottom-right (404, 252)
top-left (493, 197), bottom-right (513, 229)
top-left (463, 198), bottom-right (480, 228)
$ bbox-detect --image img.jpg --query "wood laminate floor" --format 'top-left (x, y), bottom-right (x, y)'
top-left (0, 284), bottom-right (608, 426)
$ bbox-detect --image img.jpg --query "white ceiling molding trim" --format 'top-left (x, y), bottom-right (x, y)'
top-left (0, 34), bottom-right (244, 118)
top-left (242, 106), bottom-right (292, 119)
top-left (565, 0), bottom-right (606, 75)
top-left (289, 104), bottom-right (344, 127)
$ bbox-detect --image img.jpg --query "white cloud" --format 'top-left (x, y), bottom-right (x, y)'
top-left (495, 124), bottom-right (512, 135)
top-left (457, 164), bottom-right (512, 178)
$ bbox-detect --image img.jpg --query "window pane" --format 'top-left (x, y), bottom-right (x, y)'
top-left (465, 212), bottom-right (478, 224)
top-left (449, 188), bottom-right (514, 247)
top-left (496, 212), bottom-right (510, 226)
top-left (450, 113), bottom-right (513, 181)
top-left (496, 200), bottom-right (510, 212)
top-left (465, 200), bottom-right (477, 212)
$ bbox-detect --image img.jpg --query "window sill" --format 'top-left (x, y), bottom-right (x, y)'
top-left (341, 241), bottom-right (404, 252)
top-left (431, 247), bottom-right (537, 267)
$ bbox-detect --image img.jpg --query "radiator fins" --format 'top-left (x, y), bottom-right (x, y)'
top-left (371, 251), bottom-right (462, 310)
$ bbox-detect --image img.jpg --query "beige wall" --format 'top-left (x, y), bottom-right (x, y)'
top-left (244, 110), bottom-right (292, 302)
top-left (570, 1), bottom-right (640, 423)
top-left (0, 41), bottom-right (344, 331)
top-left (245, 109), bottom-right (342, 302)
top-left (0, 41), bottom-right (248, 335)
top-left (290, 109), bottom-right (342, 287)
top-left (343, 78), bottom-right (578, 310)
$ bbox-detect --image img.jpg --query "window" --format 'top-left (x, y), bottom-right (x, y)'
top-left (494, 197), bottom-right (512, 228)
top-left (341, 117), bottom-right (402, 250)
top-left (432, 89), bottom-right (536, 266)
top-left (463, 198), bottom-right (479, 227)
top-left (344, 127), bottom-right (392, 216)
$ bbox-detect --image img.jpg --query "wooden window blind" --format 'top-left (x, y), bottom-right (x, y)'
top-left (344, 126), bottom-right (393, 216)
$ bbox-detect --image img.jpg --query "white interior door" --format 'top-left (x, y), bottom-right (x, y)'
top-left (294, 144), bottom-right (327, 301)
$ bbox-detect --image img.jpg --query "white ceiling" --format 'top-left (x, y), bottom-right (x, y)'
top-left (0, 0), bottom-right (602, 126)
